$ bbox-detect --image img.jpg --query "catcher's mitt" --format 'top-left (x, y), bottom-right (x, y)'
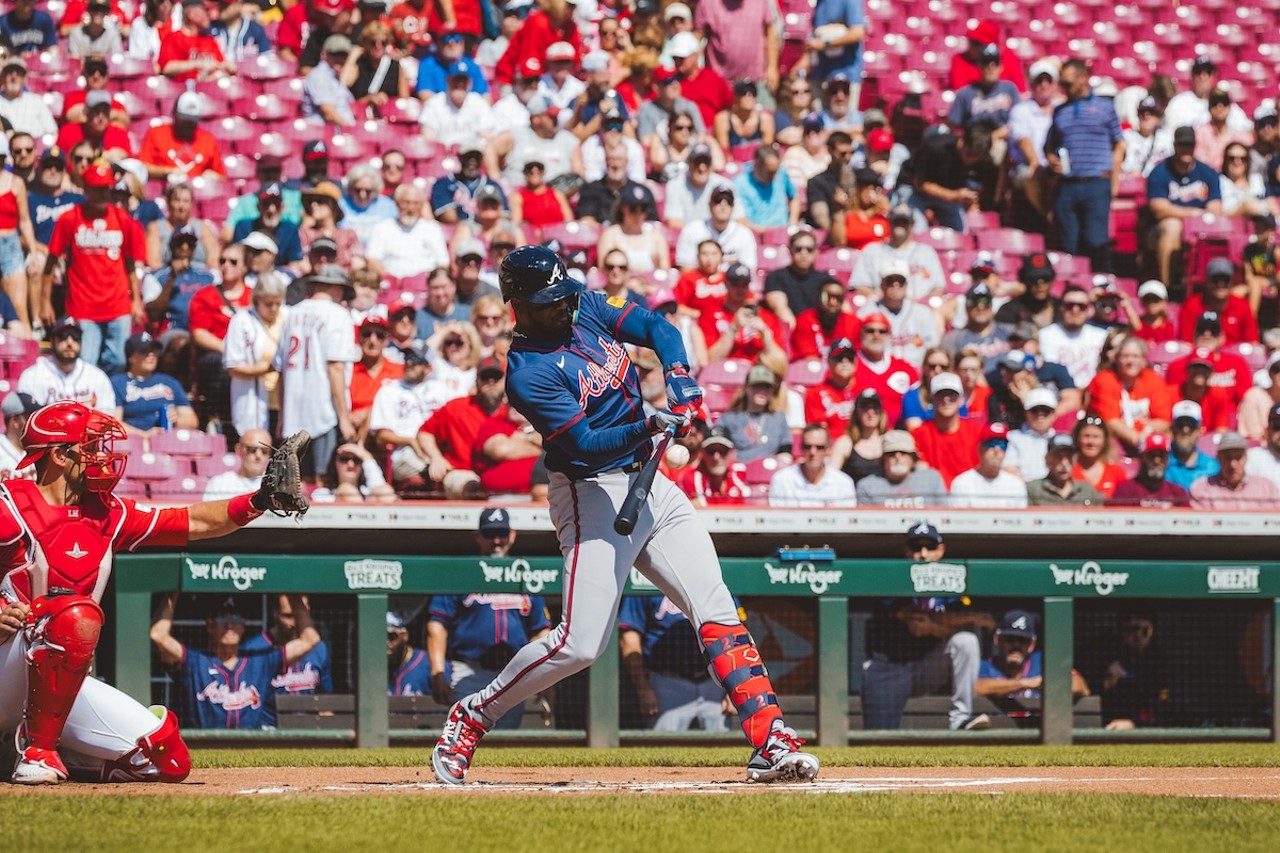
top-left (251, 430), bottom-right (310, 516)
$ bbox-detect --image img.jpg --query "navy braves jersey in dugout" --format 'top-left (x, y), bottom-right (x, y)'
top-left (506, 290), bottom-right (689, 478)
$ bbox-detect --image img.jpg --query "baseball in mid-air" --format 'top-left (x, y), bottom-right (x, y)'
top-left (665, 444), bottom-right (691, 468)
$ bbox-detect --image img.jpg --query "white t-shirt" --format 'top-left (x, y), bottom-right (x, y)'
top-left (849, 240), bottom-right (946, 301)
top-left (536, 74), bottom-right (586, 119)
top-left (1005, 426), bottom-right (1054, 482)
top-left (1038, 323), bottom-right (1107, 386)
top-left (223, 306), bottom-right (286, 437)
top-left (859, 299), bottom-right (938, 368)
top-left (500, 126), bottom-right (578, 185)
top-left (423, 354), bottom-right (477, 406)
top-left (365, 217), bottom-right (450, 280)
top-left (1163, 91), bottom-right (1252, 133)
top-left (490, 92), bottom-right (531, 136)
top-left (418, 92), bottom-right (496, 147)
top-left (273, 298), bottom-right (359, 436)
top-left (675, 219), bottom-right (759, 271)
top-left (662, 173), bottom-right (734, 226)
top-left (1246, 446), bottom-right (1280, 491)
top-left (369, 378), bottom-right (448, 438)
top-left (1007, 98), bottom-right (1056, 167)
top-left (17, 357), bottom-right (116, 412)
top-left (203, 470), bottom-right (261, 501)
top-left (577, 134), bottom-right (647, 183)
top-left (767, 464), bottom-right (858, 507)
top-left (949, 468), bottom-right (1029, 508)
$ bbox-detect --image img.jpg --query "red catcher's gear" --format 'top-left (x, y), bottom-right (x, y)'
top-left (23, 594), bottom-right (104, 751)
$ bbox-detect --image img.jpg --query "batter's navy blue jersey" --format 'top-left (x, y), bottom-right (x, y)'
top-left (505, 290), bottom-right (689, 478)
top-left (390, 648), bottom-right (433, 696)
top-left (428, 593), bottom-right (552, 663)
top-left (618, 595), bottom-right (746, 680)
top-left (240, 632), bottom-right (334, 726)
top-left (177, 646), bottom-right (284, 729)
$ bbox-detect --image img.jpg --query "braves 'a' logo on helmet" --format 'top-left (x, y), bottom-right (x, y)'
top-left (499, 245), bottom-right (584, 304)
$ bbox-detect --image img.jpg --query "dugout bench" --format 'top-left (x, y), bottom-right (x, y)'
top-left (110, 552), bottom-right (1280, 748)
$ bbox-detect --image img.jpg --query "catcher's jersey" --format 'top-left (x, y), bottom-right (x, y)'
top-left (0, 479), bottom-right (188, 604)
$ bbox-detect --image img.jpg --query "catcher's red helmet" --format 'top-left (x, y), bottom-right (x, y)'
top-left (19, 401), bottom-right (127, 493)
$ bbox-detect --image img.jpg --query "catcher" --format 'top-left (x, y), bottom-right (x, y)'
top-left (0, 401), bottom-right (309, 785)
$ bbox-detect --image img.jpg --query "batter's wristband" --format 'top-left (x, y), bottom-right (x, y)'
top-left (228, 494), bottom-right (264, 527)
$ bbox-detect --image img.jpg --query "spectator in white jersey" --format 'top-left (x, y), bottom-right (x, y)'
top-left (17, 317), bottom-right (115, 412)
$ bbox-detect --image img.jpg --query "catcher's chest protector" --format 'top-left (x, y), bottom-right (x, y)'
top-left (0, 480), bottom-right (117, 602)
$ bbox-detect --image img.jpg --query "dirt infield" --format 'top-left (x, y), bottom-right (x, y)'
top-left (8, 766), bottom-right (1280, 798)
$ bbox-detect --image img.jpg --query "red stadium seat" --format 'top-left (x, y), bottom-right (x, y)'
top-left (974, 228), bottom-right (1045, 255)
top-left (242, 54), bottom-right (293, 81)
top-left (1147, 339), bottom-right (1192, 375)
top-left (1223, 342), bottom-right (1268, 371)
top-left (195, 452), bottom-right (242, 478)
top-left (742, 456), bottom-right (784, 486)
top-left (697, 358), bottom-right (753, 416)
top-left (540, 222), bottom-right (601, 255)
top-left (916, 227), bottom-right (969, 252)
top-left (785, 358), bottom-right (827, 388)
top-left (757, 245), bottom-right (791, 272)
top-left (0, 335), bottom-right (38, 379)
top-left (815, 247), bottom-right (859, 278)
top-left (125, 451), bottom-right (177, 484)
top-left (150, 429), bottom-right (224, 461)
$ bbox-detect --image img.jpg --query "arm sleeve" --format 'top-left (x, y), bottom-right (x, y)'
top-left (608, 296), bottom-right (691, 371)
top-left (508, 369), bottom-right (652, 461)
top-left (116, 499), bottom-right (189, 551)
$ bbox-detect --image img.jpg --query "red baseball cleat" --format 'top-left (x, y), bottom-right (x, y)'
top-left (432, 699), bottom-right (489, 785)
top-left (12, 745), bottom-right (68, 785)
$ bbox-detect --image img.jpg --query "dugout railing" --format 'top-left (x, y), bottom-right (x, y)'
top-left (110, 551), bottom-right (1280, 748)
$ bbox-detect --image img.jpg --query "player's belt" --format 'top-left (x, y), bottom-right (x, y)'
top-left (569, 459), bottom-right (647, 480)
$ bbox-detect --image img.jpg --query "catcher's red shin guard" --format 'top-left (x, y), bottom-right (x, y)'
top-left (139, 707), bottom-right (191, 782)
top-left (23, 595), bottom-right (104, 751)
top-left (699, 623), bottom-right (783, 748)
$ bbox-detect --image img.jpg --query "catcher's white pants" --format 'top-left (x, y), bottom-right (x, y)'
top-left (471, 469), bottom-right (739, 725)
top-left (0, 629), bottom-right (162, 774)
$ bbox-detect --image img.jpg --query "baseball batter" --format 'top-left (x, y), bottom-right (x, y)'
top-left (431, 246), bottom-right (819, 785)
top-left (0, 401), bottom-right (308, 784)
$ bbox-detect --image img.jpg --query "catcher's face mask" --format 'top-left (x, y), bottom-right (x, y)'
top-left (75, 412), bottom-right (128, 494)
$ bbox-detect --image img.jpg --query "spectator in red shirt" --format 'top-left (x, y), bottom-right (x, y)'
top-left (278, 0), bottom-right (355, 71)
top-left (494, 0), bottom-right (579, 87)
top-left (60, 56), bottom-right (129, 127)
top-left (418, 358), bottom-right (504, 497)
top-left (698, 262), bottom-right (787, 375)
top-left (188, 242), bottom-right (255, 430)
top-left (1179, 258), bottom-right (1259, 344)
top-left (42, 162), bottom-right (144, 375)
top-left (158, 0), bottom-right (235, 81)
top-left (677, 425), bottom-right (750, 506)
top-left (792, 278), bottom-right (861, 361)
top-left (1165, 316), bottom-right (1254, 407)
top-left (674, 238), bottom-right (727, 318)
top-left (1132, 279), bottom-right (1177, 344)
top-left (668, 31), bottom-right (731, 131)
top-left (910, 371), bottom-right (983, 488)
top-left (1172, 348), bottom-right (1233, 433)
top-left (139, 91), bottom-right (226, 182)
top-left (55, 90), bottom-right (132, 159)
top-left (803, 336), bottom-right (858, 437)
top-left (1087, 336), bottom-right (1174, 454)
top-left (852, 311), bottom-right (919, 427)
top-left (350, 315), bottom-right (404, 441)
top-left (948, 20), bottom-right (1026, 93)
top-left (1107, 433), bottom-right (1192, 507)
top-left (472, 403), bottom-right (547, 500)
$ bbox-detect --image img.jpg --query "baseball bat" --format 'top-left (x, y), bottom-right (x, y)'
top-left (613, 425), bottom-right (677, 536)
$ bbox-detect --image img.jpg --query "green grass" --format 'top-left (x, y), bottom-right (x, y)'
top-left (193, 742), bottom-right (1280, 770)
top-left (8, 794), bottom-right (1279, 853)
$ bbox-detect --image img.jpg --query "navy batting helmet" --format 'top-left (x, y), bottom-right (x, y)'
top-left (499, 245), bottom-right (584, 304)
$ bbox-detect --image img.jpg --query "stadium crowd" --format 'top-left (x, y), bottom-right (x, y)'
top-left (0, 0), bottom-right (1279, 508)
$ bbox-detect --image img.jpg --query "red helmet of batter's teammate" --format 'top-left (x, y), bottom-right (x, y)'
top-left (18, 401), bottom-right (128, 493)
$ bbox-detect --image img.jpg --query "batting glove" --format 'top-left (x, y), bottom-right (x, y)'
top-left (664, 366), bottom-right (703, 410)
top-left (647, 410), bottom-right (690, 435)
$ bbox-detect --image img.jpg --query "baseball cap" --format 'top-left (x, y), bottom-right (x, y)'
top-left (1141, 433), bottom-right (1171, 454)
top-left (1137, 95), bottom-right (1164, 116)
top-left (861, 311), bottom-right (892, 331)
top-left (444, 60), bottom-right (472, 83)
top-left (1172, 399), bottom-right (1203, 424)
top-left (455, 237), bottom-right (486, 261)
top-left (702, 425), bottom-right (735, 450)
top-left (888, 203), bottom-right (913, 224)
top-left (667, 31), bottom-right (700, 59)
top-left (475, 183), bottom-right (504, 206)
top-left (322, 34), bottom-right (353, 54)
top-left (968, 252), bottom-right (998, 275)
top-left (80, 162), bottom-right (114, 187)
top-left (169, 229), bottom-right (198, 248)
top-left (360, 314), bottom-right (389, 333)
top-left (526, 95), bottom-right (558, 118)
top-left (477, 356), bottom-right (505, 380)
top-left (710, 186), bottom-right (735, 205)
top-left (309, 236), bottom-right (339, 256)
top-left (581, 50), bottom-right (610, 73)
top-left (1192, 54), bottom-right (1216, 73)
top-left (1092, 274), bottom-right (1119, 295)
top-left (1187, 347), bottom-right (1214, 370)
top-left (1001, 349), bottom-right (1035, 372)
top-left (746, 364), bottom-right (778, 386)
top-left (50, 316), bottom-right (82, 339)
top-left (1254, 102), bottom-right (1278, 125)
top-left (852, 167), bottom-right (880, 187)
top-left (401, 341), bottom-right (430, 365)
top-left (905, 520), bottom-right (943, 546)
top-left (85, 90), bottom-right (112, 110)
top-left (1018, 251), bottom-right (1055, 284)
top-left (733, 78), bottom-right (757, 97)
top-left (996, 610), bottom-right (1037, 640)
top-left (829, 337), bottom-right (856, 358)
top-left (1, 55), bottom-right (26, 74)
top-left (1195, 311), bottom-right (1223, 335)
top-left (545, 40), bottom-right (575, 61)
top-left (1208, 88), bottom-right (1232, 108)
top-left (663, 1), bottom-right (691, 20)
top-left (1217, 431), bottom-right (1248, 453)
top-left (387, 612), bottom-right (408, 631)
top-left (980, 422), bottom-right (1010, 445)
top-left (866, 127), bottom-right (894, 153)
top-left (882, 430), bottom-right (916, 455)
top-left (688, 142), bottom-right (713, 163)
top-left (1008, 321), bottom-right (1038, 344)
top-left (456, 137), bottom-right (485, 159)
top-left (1173, 125), bottom-right (1196, 147)
top-left (125, 331), bottom-right (160, 358)
top-left (930, 371), bottom-right (963, 396)
top-left (258, 181), bottom-right (285, 200)
top-left (966, 20), bottom-right (999, 43)
top-left (1046, 433), bottom-right (1076, 454)
top-left (303, 140), bottom-right (330, 161)
top-left (1138, 280), bottom-right (1168, 300)
top-left (855, 387), bottom-right (882, 408)
top-left (39, 147), bottom-right (66, 168)
top-left (880, 258), bottom-right (909, 283)
top-left (801, 112), bottom-right (825, 133)
top-left (967, 281), bottom-right (994, 300)
top-left (309, 262), bottom-right (352, 293)
top-left (240, 231), bottom-right (278, 254)
top-left (862, 107), bottom-right (888, 129)
top-left (1028, 59), bottom-right (1059, 82)
top-left (621, 183), bottom-right (654, 208)
top-left (174, 91), bottom-right (203, 121)
top-left (478, 506), bottom-right (511, 537)
top-left (1206, 257), bottom-right (1234, 280)
top-left (207, 595), bottom-right (243, 619)
top-left (1024, 387), bottom-right (1058, 411)
top-left (1, 392), bottom-right (38, 419)
top-left (725, 262), bottom-right (752, 283)
top-left (517, 56), bottom-right (543, 79)
top-left (979, 43), bottom-right (1002, 64)
top-left (654, 63), bottom-right (681, 85)
top-left (388, 293), bottom-right (417, 316)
